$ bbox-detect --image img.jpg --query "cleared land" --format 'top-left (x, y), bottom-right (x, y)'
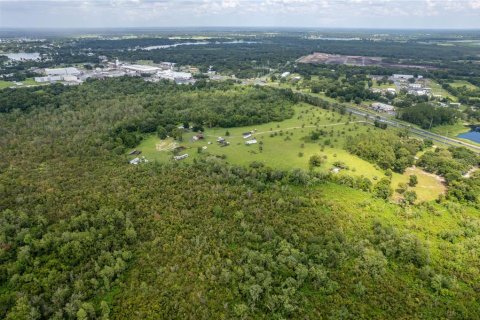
top-left (0, 78), bottom-right (42, 89)
top-left (391, 166), bottom-right (446, 203)
top-left (134, 104), bottom-right (383, 181)
top-left (372, 80), bottom-right (396, 90)
top-left (131, 104), bottom-right (445, 201)
top-left (428, 79), bottom-right (458, 101)
top-left (449, 80), bottom-right (478, 90)
top-left (297, 52), bottom-right (438, 70)
top-left (297, 52), bottom-right (383, 66)
top-left (0, 81), bottom-right (13, 89)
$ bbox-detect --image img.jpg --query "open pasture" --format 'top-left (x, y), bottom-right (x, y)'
top-left (132, 103), bottom-right (447, 202)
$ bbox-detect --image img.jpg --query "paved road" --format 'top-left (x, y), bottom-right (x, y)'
top-left (342, 106), bottom-right (480, 153)
top-left (257, 84), bottom-right (480, 153)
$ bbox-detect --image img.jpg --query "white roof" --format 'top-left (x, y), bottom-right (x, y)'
top-left (372, 102), bottom-right (395, 111)
top-left (130, 157), bottom-right (141, 165)
top-left (393, 74), bottom-right (414, 79)
top-left (157, 69), bottom-right (192, 80)
top-left (173, 154), bottom-right (189, 160)
top-left (45, 67), bottom-right (80, 76)
top-left (122, 64), bottom-right (160, 73)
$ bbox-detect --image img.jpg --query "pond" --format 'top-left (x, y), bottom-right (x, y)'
top-left (458, 129), bottom-right (480, 144)
top-left (138, 40), bottom-right (257, 51)
top-left (1, 52), bottom-right (41, 61)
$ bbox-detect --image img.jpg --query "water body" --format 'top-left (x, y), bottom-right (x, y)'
top-left (2, 52), bottom-right (41, 61)
top-left (139, 40), bottom-right (257, 51)
top-left (308, 37), bottom-right (361, 41)
top-left (458, 129), bottom-right (480, 144)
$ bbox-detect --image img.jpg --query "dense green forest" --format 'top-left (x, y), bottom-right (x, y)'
top-left (1, 77), bottom-right (480, 319)
top-left (4, 33), bottom-right (480, 81)
top-left (345, 130), bottom-right (426, 173)
top-left (398, 104), bottom-right (460, 129)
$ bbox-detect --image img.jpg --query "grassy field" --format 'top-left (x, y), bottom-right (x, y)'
top-left (130, 103), bottom-right (446, 201)
top-left (431, 122), bottom-right (480, 146)
top-left (449, 80), bottom-right (478, 90)
top-left (391, 166), bottom-right (446, 203)
top-left (428, 79), bottom-right (458, 101)
top-left (372, 80), bottom-right (396, 90)
top-left (0, 78), bottom-right (41, 89)
top-left (135, 60), bottom-right (156, 65)
top-left (319, 182), bottom-right (471, 264)
top-left (133, 104), bottom-right (384, 181)
top-left (0, 81), bottom-right (14, 89)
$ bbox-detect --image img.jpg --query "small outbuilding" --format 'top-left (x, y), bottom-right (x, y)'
top-left (173, 154), bottom-right (189, 161)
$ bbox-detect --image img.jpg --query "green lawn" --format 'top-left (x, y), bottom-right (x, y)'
top-left (431, 122), bottom-right (480, 146)
top-left (428, 79), bottom-right (458, 101)
top-left (132, 104), bottom-right (385, 181)
top-left (0, 81), bottom-right (14, 89)
top-left (23, 78), bottom-right (39, 86)
top-left (372, 80), bottom-right (395, 90)
top-left (0, 78), bottom-right (41, 89)
top-left (391, 166), bottom-right (446, 203)
top-left (130, 103), bottom-right (447, 202)
top-left (449, 80), bottom-right (478, 90)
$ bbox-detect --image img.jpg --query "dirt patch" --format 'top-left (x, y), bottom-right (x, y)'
top-left (406, 166), bottom-right (446, 185)
top-left (297, 52), bottom-right (438, 70)
top-left (156, 141), bottom-right (178, 152)
top-left (464, 166), bottom-right (479, 178)
top-left (297, 52), bottom-right (382, 66)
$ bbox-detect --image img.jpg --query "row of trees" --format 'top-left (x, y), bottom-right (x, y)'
top-left (2, 75), bottom-right (480, 319)
top-left (398, 103), bottom-right (460, 129)
top-left (345, 130), bottom-right (426, 173)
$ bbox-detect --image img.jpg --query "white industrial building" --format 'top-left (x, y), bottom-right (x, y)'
top-left (121, 64), bottom-right (160, 74)
top-left (34, 75), bottom-right (80, 83)
top-left (156, 70), bottom-right (194, 84)
top-left (408, 89), bottom-right (428, 96)
top-left (36, 67), bottom-right (82, 83)
top-left (45, 67), bottom-right (80, 76)
top-left (159, 62), bottom-right (175, 70)
top-left (392, 74), bottom-right (414, 80)
top-left (371, 102), bottom-right (396, 115)
top-left (386, 88), bottom-right (396, 95)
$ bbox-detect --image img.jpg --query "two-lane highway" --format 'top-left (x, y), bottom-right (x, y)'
top-left (342, 105), bottom-right (480, 153)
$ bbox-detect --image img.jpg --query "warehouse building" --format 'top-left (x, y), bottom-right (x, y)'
top-left (45, 67), bottom-right (81, 76)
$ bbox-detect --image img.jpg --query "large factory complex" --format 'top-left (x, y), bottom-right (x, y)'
top-left (34, 59), bottom-right (195, 85)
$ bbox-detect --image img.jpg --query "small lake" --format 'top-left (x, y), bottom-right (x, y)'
top-left (139, 40), bottom-right (257, 51)
top-left (458, 130), bottom-right (480, 144)
top-left (1, 52), bottom-right (41, 61)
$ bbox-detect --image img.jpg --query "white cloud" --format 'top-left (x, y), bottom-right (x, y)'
top-left (0, 0), bottom-right (480, 28)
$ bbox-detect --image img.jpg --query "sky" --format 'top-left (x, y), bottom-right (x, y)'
top-left (1, 0), bottom-right (480, 29)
